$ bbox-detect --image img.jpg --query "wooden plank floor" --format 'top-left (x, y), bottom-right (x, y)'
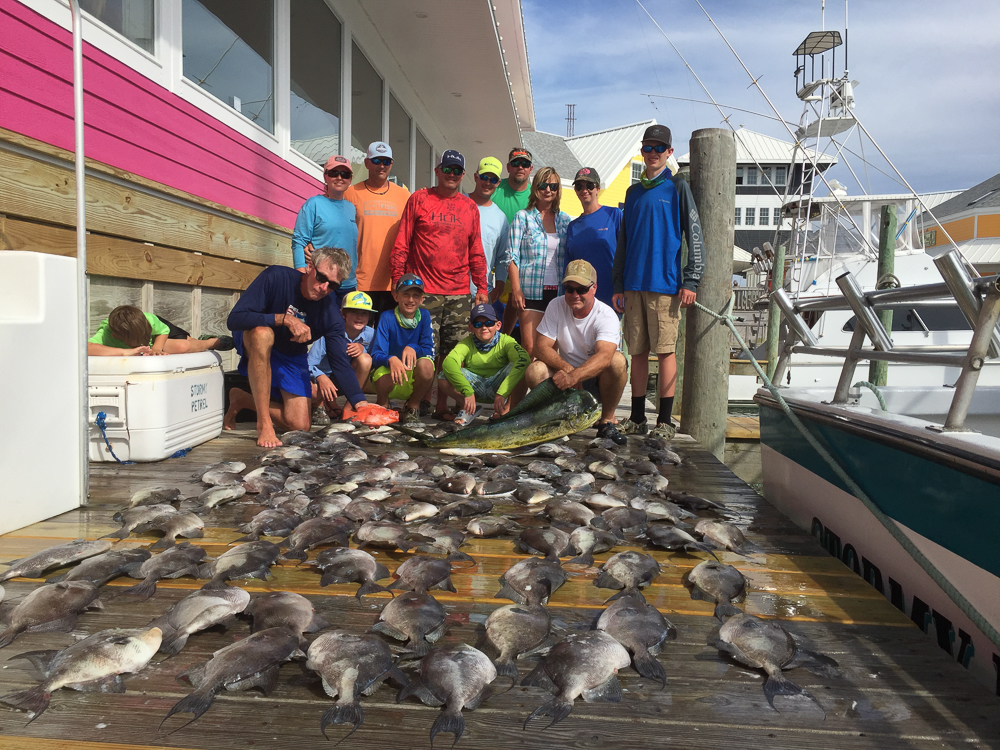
top-left (0, 424), bottom-right (997, 750)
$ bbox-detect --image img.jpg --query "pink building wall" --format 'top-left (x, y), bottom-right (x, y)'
top-left (0, 0), bottom-right (321, 231)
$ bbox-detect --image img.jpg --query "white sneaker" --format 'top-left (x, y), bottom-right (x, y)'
top-left (454, 407), bottom-right (484, 426)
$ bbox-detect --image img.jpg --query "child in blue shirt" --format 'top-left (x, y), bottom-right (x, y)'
top-left (369, 275), bottom-right (435, 423)
top-left (309, 290), bottom-right (376, 416)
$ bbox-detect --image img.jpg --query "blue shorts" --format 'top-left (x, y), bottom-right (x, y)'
top-left (234, 330), bottom-right (312, 400)
top-left (461, 363), bottom-right (513, 401)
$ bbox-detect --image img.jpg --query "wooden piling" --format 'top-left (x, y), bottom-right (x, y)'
top-left (765, 244), bottom-right (786, 380)
top-left (869, 204), bottom-right (897, 385)
top-left (681, 128), bottom-right (736, 460)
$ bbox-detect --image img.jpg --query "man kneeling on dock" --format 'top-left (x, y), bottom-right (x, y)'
top-left (524, 259), bottom-right (628, 445)
top-left (225, 246), bottom-right (367, 447)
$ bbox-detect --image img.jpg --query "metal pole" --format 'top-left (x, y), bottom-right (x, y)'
top-left (765, 244), bottom-right (786, 380)
top-left (869, 204), bottom-right (896, 385)
top-left (831, 326), bottom-right (867, 403)
top-left (70, 0), bottom-right (89, 505)
top-left (934, 249), bottom-right (1000, 358)
top-left (942, 282), bottom-right (1000, 431)
top-left (836, 272), bottom-right (893, 351)
top-left (681, 128), bottom-right (736, 460)
top-left (771, 288), bottom-right (819, 346)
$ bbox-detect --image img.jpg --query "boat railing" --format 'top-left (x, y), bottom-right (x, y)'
top-left (769, 248), bottom-right (1000, 432)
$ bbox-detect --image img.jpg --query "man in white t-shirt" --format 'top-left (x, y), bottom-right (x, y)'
top-left (524, 259), bottom-right (628, 445)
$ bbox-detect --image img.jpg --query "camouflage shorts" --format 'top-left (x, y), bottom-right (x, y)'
top-left (422, 293), bottom-right (473, 358)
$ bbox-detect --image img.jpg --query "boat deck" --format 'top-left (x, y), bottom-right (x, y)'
top-left (0, 425), bottom-right (996, 750)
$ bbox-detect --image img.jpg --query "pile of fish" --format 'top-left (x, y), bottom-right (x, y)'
top-left (0, 417), bottom-right (839, 743)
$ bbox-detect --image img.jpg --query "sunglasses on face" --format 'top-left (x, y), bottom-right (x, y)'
top-left (326, 169), bottom-right (352, 179)
top-left (509, 159), bottom-right (532, 169)
top-left (574, 181), bottom-right (597, 191)
top-left (314, 269), bottom-right (341, 288)
top-left (641, 144), bottom-right (669, 154)
top-left (369, 157), bottom-right (392, 166)
top-left (478, 174), bottom-right (500, 184)
top-left (441, 165), bottom-right (465, 176)
top-left (471, 319), bottom-right (496, 329)
top-left (564, 283), bottom-right (593, 295)
top-left (537, 182), bottom-right (559, 192)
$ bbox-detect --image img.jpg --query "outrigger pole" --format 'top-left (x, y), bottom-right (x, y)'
top-left (70, 0), bottom-right (89, 504)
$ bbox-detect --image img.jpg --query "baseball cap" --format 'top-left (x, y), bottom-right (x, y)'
top-left (642, 124), bottom-right (672, 147)
top-left (396, 273), bottom-right (425, 292)
top-left (469, 303), bottom-right (498, 324)
top-left (477, 157), bottom-right (503, 177)
top-left (439, 150), bottom-right (465, 170)
top-left (563, 259), bottom-right (597, 288)
top-left (508, 147), bottom-right (532, 163)
top-left (574, 167), bottom-right (601, 186)
top-left (366, 141), bottom-right (392, 159)
top-left (342, 290), bottom-right (374, 312)
top-left (323, 154), bottom-right (353, 174)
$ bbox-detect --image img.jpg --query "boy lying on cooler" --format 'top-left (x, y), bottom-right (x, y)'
top-left (439, 303), bottom-right (529, 425)
top-left (308, 291), bottom-right (376, 416)
top-left (369, 274), bottom-right (435, 424)
top-left (87, 305), bottom-right (233, 356)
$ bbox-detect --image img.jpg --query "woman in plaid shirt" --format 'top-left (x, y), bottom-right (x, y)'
top-left (504, 167), bottom-right (572, 355)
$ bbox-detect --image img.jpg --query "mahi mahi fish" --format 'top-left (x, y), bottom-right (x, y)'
top-left (391, 379), bottom-right (600, 450)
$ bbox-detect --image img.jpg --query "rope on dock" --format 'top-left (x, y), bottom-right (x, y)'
top-left (697, 295), bottom-right (1000, 652)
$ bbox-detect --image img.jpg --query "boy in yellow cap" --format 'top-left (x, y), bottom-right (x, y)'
top-left (309, 290), bottom-right (375, 417)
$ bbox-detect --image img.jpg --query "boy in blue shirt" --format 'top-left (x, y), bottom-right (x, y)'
top-left (309, 290), bottom-right (376, 417)
top-left (369, 274), bottom-right (435, 423)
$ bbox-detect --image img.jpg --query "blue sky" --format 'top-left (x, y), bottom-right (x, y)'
top-left (522, 0), bottom-right (1000, 196)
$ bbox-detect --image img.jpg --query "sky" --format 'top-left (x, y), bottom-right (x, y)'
top-left (521, 0), bottom-right (1000, 196)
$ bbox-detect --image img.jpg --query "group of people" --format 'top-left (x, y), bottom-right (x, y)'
top-left (206, 124), bottom-right (702, 448)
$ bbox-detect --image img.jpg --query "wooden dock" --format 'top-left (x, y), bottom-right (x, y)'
top-left (0, 425), bottom-right (997, 750)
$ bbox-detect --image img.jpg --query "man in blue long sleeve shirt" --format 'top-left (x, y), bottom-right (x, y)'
top-left (224, 247), bottom-right (365, 447)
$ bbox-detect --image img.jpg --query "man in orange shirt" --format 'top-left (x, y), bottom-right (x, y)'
top-left (345, 142), bottom-right (411, 316)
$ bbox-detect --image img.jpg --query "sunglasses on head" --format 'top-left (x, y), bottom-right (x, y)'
top-left (326, 169), bottom-right (352, 179)
top-left (509, 159), bottom-right (532, 169)
top-left (369, 157), bottom-right (392, 166)
top-left (314, 268), bottom-right (341, 288)
top-left (471, 319), bottom-right (496, 329)
top-left (441, 165), bottom-right (464, 176)
top-left (574, 181), bottom-right (597, 191)
top-left (478, 174), bottom-right (500, 184)
top-left (564, 283), bottom-right (593, 295)
top-left (537, 182), bottom-right (559, 192)
top-left (641, 144), bottom-right (669, 153)
top-left (397, 277), bottom-right (424, 289)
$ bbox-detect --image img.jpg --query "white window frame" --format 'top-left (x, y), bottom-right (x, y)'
top-left (631, 161), bottom-right (644, 184)
top-left (775, 165), bottom-right (788, 186)
top-left (734, 207), bottom-right (741, 226)
top-left (746, 167), bottom-right (758, 186)
top-left (745, 207), bottom-right (755, 226)
top-left (759, 207), bottom-right (769, 226)
top-left (761, 166), bottom-right (772, 185)
top-left (735, 166), bottom-right (743, 186)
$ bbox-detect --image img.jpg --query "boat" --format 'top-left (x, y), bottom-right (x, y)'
top-left (754, 26), bottom-right (1000, 695)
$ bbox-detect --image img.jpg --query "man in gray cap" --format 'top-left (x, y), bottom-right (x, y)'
top-left (612, 123), bottom-right (703, 439)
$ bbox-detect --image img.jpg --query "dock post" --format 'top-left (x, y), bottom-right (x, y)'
top-left (765, 244), bottom-right (786, 380)
top-left (869, 204), bottom-right (897, 385)
top-left (681, 128), bottom-right (736, 460)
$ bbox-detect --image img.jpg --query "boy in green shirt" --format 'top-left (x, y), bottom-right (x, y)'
top-left (88, 305), bottom-right (233, 356)
top-left (439, 303), bottom-right (529, 424)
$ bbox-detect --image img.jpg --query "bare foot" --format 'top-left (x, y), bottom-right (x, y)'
top-left (223, 388), bottom-right (254, 430)
top-left (256, 422), bottom-right (282, 448)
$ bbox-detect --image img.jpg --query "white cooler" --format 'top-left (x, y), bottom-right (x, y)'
top-left (88, 352), bottom-right (225, 462)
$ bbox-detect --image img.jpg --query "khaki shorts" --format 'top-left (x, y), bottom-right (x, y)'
top-left (623, 291), bottom-right (682, 355)
top-left (422, 294), bottom-right (473, 358)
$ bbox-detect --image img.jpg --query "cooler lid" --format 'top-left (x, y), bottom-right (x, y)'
top-left (88, 351), bottom-right (223, 376)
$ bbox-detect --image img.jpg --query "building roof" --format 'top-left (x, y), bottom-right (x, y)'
top-left (928, 237), bottom-right (1000, 266)
top-left (920, 173), bottom-right (1000, 221)
top-left (676, 126), bottom-right (837, 166)
top-left (520, 119), bottom-right (656, 187)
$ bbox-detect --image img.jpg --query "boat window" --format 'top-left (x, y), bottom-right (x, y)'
top-left (80, 0), bottom-right (154, 52)
top-left (415, 129), bottom-right (432, 190)
top-left (389, 94), bottom-right (411, 190)
top-left (734, 207), bottom-right (741, 225)
top-left (182, 0), bottom-right (274, 132)
top-left (351, 43), bottom-right (383, 167)
top-left (289, 0), bottom-right (342, 167)
top-left (842, 305), bottom-right (973, 332)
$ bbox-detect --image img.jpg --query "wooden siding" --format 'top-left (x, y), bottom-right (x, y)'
top-left (0, 0), bottom-right (322, 231)
top-left (978, 213), bottom-right (1000, 238)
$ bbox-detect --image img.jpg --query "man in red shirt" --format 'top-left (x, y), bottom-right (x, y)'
top-left (391, 149), bottom-right (489, 418)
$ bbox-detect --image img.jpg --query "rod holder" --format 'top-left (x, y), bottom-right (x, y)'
top-left (771, 289), bottom-right (819, 347)
top-left (836, 272), bottom-right (893, 351)
top-left (934, 249), bottom-right (1000, 359)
